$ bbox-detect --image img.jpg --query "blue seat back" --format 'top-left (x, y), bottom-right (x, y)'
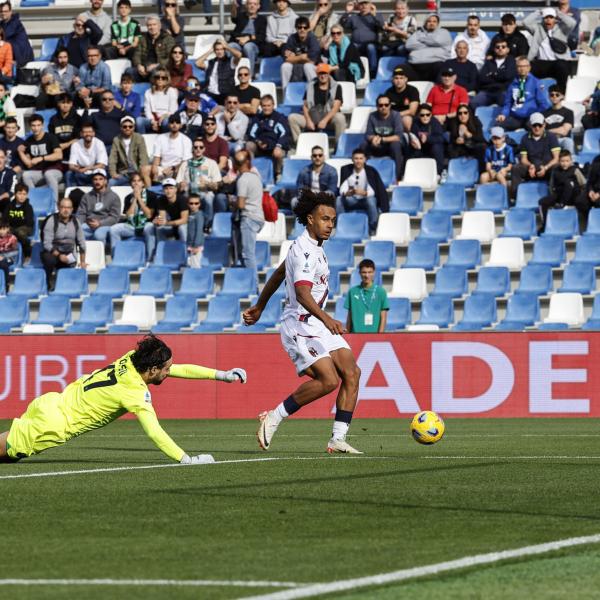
top-left (259, 296), bottom-right (283, 327)
top-left (276, 159), bottom-right (311, 189)
top-left (516, 264), bottom-right (553, 295)
top-left (503, 292), bottom-right (540, 325)
top-left (584, 208), bottom-right (600, 235)
top-left (530, 237), bottom-right (565, 266)
top-left (418, 211), bottom-right (453, 242)
top-left (364, 240), bottom-right (395, 271)
top-left (108, 324), bottom-right (139, 333)
top-left (474, 106), bottom-right (501, 132)
top-left (66, 323), bottom-right (97, 333)
top-left (204, 295), bottom-right (240, 325)
top-left (390, 186), bottom-right (423, 215)
top-left (334, 296), bottom-right (347, 322)
top-left (334, 132), bottom-right (367, 158)
top-left (25, 243), bottom-right (44, 269)
top-left (386, 297), bottom-right (411, 330)
top-left (210, 212), bottom-right (233, 239)
top-left (39, 37), bottom-right (59, 60)
top-left (324, 238), bottom-right (354, 269)
top-left (559, 262), bottom-right (595, 294)
top-left (95, 266), bottom-right (130, 298)
top-left (334, 213), bottom-right (369, 242)
top-left (136, 266), bottom-right (173, 297)
top-left (516, 181), bottom-right (549, 210)
top-left (474, 266), bottom-right (510, 297)
top-left (52, 268), bottom-right (88, 297)
top-left (29, 188), bottom-right (56, 217)
top-left (10, 268), bottom-right (46, 298)
top-left (132, 82), bottom-right (151, 96)
top-left (431, 266), bottom-right (468, 298)
top-left (460, 294), bottom-right (497, 326)
top-left (36, 295), bottom-right (71, 326)
top-left (177, 267), bottom-right (214, 297)
top-left (432, 183), bottom-right (466, 214)
top-left (375, 56), bottom-right (407, 80)
top-left (403, 238), bottom-right (440, 270)
top-left (0, 296), bottom-right (28, 326)
top-left (573, 235), bottom-right (600, 265)
top-left (446, 158), bottom-right (479, 187)
top-left (220, 267), bottom-right (256, 297)
top-left (446, 239), bottom-right (481, 269)
top-left (542, 208), bottom-right (579, 239)
top-left (163, 295), bottom-right (198, 325)
top-left (417, 295), bottom-right (454, 327)
top-left (201, 237), bottom-right (230, 269)
top-left (112, 240), bottom-right (146, 270)
top-left (154, 240), bottom-right (187, 268)
top-left (282, 82), bottom-right (307, 108)
top-left (501, 208), bottom-right (536, 239)
top-left (253, 157), bottom-right (274, 186)
top-left (257, 55), bottom-right (283, 84)
top-left (363, 81), bottom-right (390, 106)
top-left (79, 295), bottom-right (113, 325)
top-left (255, 240), bottom-right (270, 271)
top-left (474, 183), bottom-right (508, 213)
top-left (367, 158), bottom-right (395, 188)
top-left (506, 129), bottom-right (527, 147)
top-left (582, 128), bottom-right (600, 153)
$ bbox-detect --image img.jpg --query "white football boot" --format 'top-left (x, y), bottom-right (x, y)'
top-left (257, 410), bottom-right (280, 450)
top-left (326, 438), bottom-right (364, 454)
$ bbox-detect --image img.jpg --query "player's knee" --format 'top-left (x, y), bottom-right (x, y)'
top-left (321, 374), bottom-right (339, 395)
top-left (341, 364), bottom-right (361, 388)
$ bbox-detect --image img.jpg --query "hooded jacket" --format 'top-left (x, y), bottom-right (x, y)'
top-left (406, 26), bottom-right (452, 64)
top-left (266, 9), bottom-right (298, 44)
top-left (501, 73), bottom-right (551, 119)
top-left (523, 10), bottom-right (576, 61)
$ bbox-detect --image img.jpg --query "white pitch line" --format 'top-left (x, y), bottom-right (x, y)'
top-left (0, 578), bottom-right (302, 588)
top-left (423, 455), bottom-right (600, 460)
top-left (240, 533), bottom-right (600, 600)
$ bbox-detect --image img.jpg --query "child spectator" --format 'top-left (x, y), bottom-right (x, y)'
top-left (107, 0), bottom-right (140, 61)
top-left (480, 126), bottom-right (514, 187)
top-left (114, 73), bottom-right (142, 118)
top-left (186, 193), bottom-right (204, 267)
top-left (0, 218), bottom-right (17, 291)
top-left (2, 182), bottom-right (33, 258)
top-left (582, 80), bottom-right (600, 130)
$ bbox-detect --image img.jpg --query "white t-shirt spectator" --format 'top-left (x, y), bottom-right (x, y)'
top-left (153, 132), bottom-right (193, 168)
top-left (68, 138), bottom-right (108, 170)
top-left (144, 87), bottom-right (179, 120)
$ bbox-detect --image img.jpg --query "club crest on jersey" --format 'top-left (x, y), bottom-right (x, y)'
top-left (304, 252), bottom-right (310, 259)
top-left (302, 261), bottom-right (310, 273)
top-left (144, 391), bottom-right (152, 403)
top-left (308, 347), bottom-right (319, 358)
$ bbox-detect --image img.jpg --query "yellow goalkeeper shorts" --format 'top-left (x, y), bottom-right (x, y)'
top-left (6, 392), bottom-right (67, 460)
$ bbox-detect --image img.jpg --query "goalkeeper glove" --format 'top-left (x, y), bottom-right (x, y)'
top-left (215, 368), bottom-right (247, 384)
top-left (180, 454), bottom-right (215, 465)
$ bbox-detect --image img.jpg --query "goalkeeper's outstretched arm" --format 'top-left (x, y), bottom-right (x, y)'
top-left (169, 364), bottom-right (247, 383)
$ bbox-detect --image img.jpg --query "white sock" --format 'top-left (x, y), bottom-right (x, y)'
top-left (331, 421), bottom-right (349, 441)
top-left (273, 402), bottom-right (289, 423)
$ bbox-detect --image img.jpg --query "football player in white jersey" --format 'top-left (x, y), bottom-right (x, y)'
top-left (243, 189), bottom-right (363, 454)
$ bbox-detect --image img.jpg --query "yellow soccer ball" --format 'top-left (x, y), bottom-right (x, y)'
top-left (410, 411), bottom-right (445, 445)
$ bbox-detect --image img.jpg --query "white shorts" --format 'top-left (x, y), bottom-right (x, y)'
top-left (280, 315), bottom-right (351, 375)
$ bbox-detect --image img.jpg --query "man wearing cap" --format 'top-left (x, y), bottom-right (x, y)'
top-left (288, 63), bottom-right (344, 144)
top-left (48, 93), bottom-right (82, 165)
top-left (264, 0), bottom-right (298, 57)
top-left (481, 126), bottom-right (514, 187)
top-left (522, 7), bottom-right (576, 90)
top-left (510, 112), bottom-right (560, 199)
top-left (443, 40), bottom-right (478, 94)
top-left (543, 85), bottom-right (575, 154)
top-left (66, 122), bottom-right (108, 187)
top-left (234, 66), bottom-right (261, 117)
top-left (471, 36), bottom-right (516, 109)
top-left (108, 115), bottom-right (151, 187)
top-left (90, 91), bottom-right (126, 153)
top-left (151, 113), bottom-right (193, 183)
top-left (151, 177), bottom-right (188, 256)
top-left (176, 91), bottom-right (205, 142)
top-left (385, 66), bottom-right (419, 131)
top-left (450, 15), bottom-right (490, 70)
top-left (216, 94), bottom-right (250, 151)
top-left (76, 169), bottom-right (121, 244)
top-left (426, 66), bottom-right (469, 126)
top-left (405, 13), bottom-right (452, 82)
top-left (489, 14), bottom-right (529, 58)
top-left (280, 16), bottom-right (321, 90)
top-left (202, 115), bottom-right (229, 174)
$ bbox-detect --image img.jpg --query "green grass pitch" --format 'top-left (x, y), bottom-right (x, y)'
top-left (3, 418), bottom-right (600, 599)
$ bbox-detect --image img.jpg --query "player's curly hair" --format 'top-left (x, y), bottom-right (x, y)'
top-left (293, 188), bottom-right (336, 226)
top-left (131, 334), bottom-right (172, 373)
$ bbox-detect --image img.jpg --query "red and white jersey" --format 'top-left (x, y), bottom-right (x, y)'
top-left (282, 229), bottom-right (329, 321)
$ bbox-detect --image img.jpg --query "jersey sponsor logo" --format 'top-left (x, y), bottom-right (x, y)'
top-left (144, 391), bottom-right (152, 403)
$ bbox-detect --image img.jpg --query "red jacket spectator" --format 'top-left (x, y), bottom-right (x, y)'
top-left (426, 67), bottom-right (469, 124)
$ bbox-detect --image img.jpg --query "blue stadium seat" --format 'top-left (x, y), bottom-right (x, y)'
top-left (209, 212), bottom-right (232, 239)
top-left (334, 133), bottom-right (367, 158)
top-left (193, 296), bottom-right (240, 332)
top-left (256, 55), bottom-right (283, 85)
top-left (446, 239), bottom-right (481, 269)
top-left (416, 295), bottom-right (454, 328)
top-left (271, 159), bottom-right (311, 194)
top-left (134, 266), bottom-right (173, 297)
top-left (386, 297), bottom-right (411, 330)
top-left (529, 237), bottom-right (566, 267)
top-left (349, 267), bottom-right (382, 287)
top-left (572, 235), bottom-right (600, 265)
top-left (584, 208), bottom-right (600, 236)
top-left (501, 208), bottom-right (537, 240)
top-left (537, 322), bottom-right (570, 330)
top-left (390, 186), bottom-right (423, 215)
top-left (50, 268), bottom-right (88, 298)
top-left (375, 56), bottom-right (407, 80)
top-left (8, 243), bottom-right (23, 271)
top-left (474, 106), bottom-right (501, 132)
top-left (334, 213), bottom-right (369, 242)
top-left (431, 266), bottom-right (468, 298)
top-left (92, 266), bottom-right (130, 298)
top-left (255, 240), bottom-right (270, 271)
top-left (473, 266), bottom-right (510, 297)
top-left (65, 323), bottom-right (97, 333)
top-left (454, 294), bottom-right (497, 331)
top-left (362, 81), bottom-right (390, 106)
top-left (279, 82), bottom-right (307, 114)
top-left (29, 187), bottom-right (56, 218)
top-left (559, 263), bottom-right (596, 294)
top-left (582, 295), bottom-right (600, 330)
top-left (495, 293), bottom-right (540, 329)
top-left (516, 181), bottom-right (549, 210)
top-left (9, 268), bottom-right (46, 299)
top-left (417, 211), bottom-right (453, 242)
top-left (506, 129), bottom-right (527, 147)
top-left (265, 267), bottom-right (286, 298)
top-left (431, 183), bottom-right (466, 214)
top-left (403, 238), bottom-right (440, 270)
top-left (325, 238), bottom-right (354, 270)
top-left (254, 296), bottom-right (283, 327)
top-left (237, 323), bottom-right (270, 333)
top-left (108, 324), bottom-right (139, 333)
top-left (201, 237), bottom-right (230, 269)
top-left (334, 296), bottom-right (347, 322)
top-left (175, 267), bottom-right (213, 298)
top-left (74, 295), bottom-right (113, 327)
top-left (37, 109), bottom-right (56, 133)
top-left (39, 37), bottom-right (59, 60)
top-left (31, 295), bottom-right (71, 327)
top-left (0, 296), bottom-right (29, 329)
top-left (542, 208), bottom-right (579, 239)
top-left (153, 240), bottom-right (187, 269)
top-left (364, 240), bottom-right (395, 271)
top-left (474, 183), bottom-right (509, 213)
top-left (111, 240), bottom-right (146, 270)
top-left (515, 264), bottom-right (553, 296)
top-left (367, 158), bottom-right (395, 188)
top-left (132, 82), bottom-right (151, 96)
top-left (187, 59), bottom-right (206, 83)
top-left (0, 270), bottom-right (4, 295)
top-left (153, 296), bottom-right (198, 332)
top-left (253, 157), bottom-right (274, 186)
top-left (576, 128), bottom-right (600, 165)
top-left (218, 267), bottom-right (256, 298)
top-left (288, 219), bottom-right (305, 239)
top-left (446, 158), bottom-right (479, 187)
top-left (25, 243), bottom-right (44, 269)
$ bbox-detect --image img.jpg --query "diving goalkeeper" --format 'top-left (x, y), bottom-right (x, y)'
top-left (0, 335), bottom-right (247, 464)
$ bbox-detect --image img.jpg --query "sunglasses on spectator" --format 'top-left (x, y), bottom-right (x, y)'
top-left (296, 25), bottom-right (308, 29)
top-left (102, 97), bottom-right (114, 101)
top-left (419, 112), bottom-right (432, 117)
top-left (495, 44), bottom-right (507, 49)
top-left (172, 50), bottom-right (183, 54)
top-left (238, 72), bottom-right (250, 76)
top-left (377, 102), bottom-right (390, 107)
top-left (531, 123), bottom-right (544, 127)
top-left (194, 144), bottom-right (205, 149)
top-left (165, 3), bottom-right (177, 6)
top-left (312, 153), bottom-right (324, 158)
top-left (188, 201), bottom-right (200, 205)
top-left (331, 31), bottom-right (342, 35)
top-left (156, 75), bottom-right (168, 80)
top-left (121, 124), bottom-right (134, 128)
top-left (319, 2), bottom-right (329, 6)
top-left (549, 92), bottom-right (562, 97)
top-left (458, 110), bottom-right (469, 114)
top-left (227, 100), bottom-right (239, 104)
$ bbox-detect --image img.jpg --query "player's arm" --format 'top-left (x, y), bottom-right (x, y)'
top-left (243, 261), bottom-right (286, 325)
top-left (135, 407), bottom-right (187, 462)
top-left (169, 364), bottom-right (247, 383)
top-left (295, 284), bottom-right (345, 335)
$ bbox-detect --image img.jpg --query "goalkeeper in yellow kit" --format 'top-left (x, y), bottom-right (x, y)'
top-left (0, 335), bottom-right (247, 464)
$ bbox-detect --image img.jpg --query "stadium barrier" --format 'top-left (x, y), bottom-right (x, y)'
top-left (0, 333), bottom-right (597, 419)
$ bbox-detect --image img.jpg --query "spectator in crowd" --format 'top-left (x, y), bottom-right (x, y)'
top-left (442, 40), bottom-right (478, 94)
top-left (385, 66), bottom-right (419, 130)
top-left (510, 112), bottom-right (560, 199)
top-left (409, 102), bottom-right (446, 174)
top-left (0, 27), bottom-right (13, 85)
top-left (151, 113), bottom-right (192, 182)
top-left (281, 16), bottom-right (320, 90)
top-left (41, 197), bottom-right (86, 289)
top-left (381, 0), bottom-right (417, 57)
top-left (264, 0), bottom-right (298, 57)
top-left (76, 45), bottom-right (112, 108)
top-left (576, 154), bottom-right (600, 231)
top-left (0, 81), bottom-right (16, 131)
top-left (216, 94), bottom-right (249, 151)
top-left (246, 94), bottom-right (291, 177)
top-left (523, 7), bottom-right (576, 90)
top-left (327, 25), bottom-right (364, 84)
top-left (447, 103), bottom-right (486, 172)
top-left (38, 50), bottom-right (79, 109)
top-left (451, 15), bottom-right (490, 69)
top-left (186, 193), bottom-right (204, 267)
top-left (309, 0), bottom-right (340, 50)
top-left (489, 13), bottom-right (529, 59)
top-left (138, 68), bottom-right (179, 132)
top-left (176, 90), bottom-right (205, 141)
top-left (109, 115), bottom-right (151, 187)
top-left (114, 73), bottom-right (142, 117)
top-left (176, 137), bottom-right (223, 231)
top-left (202, 115), bottom-right (229, 174)
top-left (539, 149), bottom-right (586, 231)
top-left (0, 149), bottom-right (15, 212)
top-left (340, 0), bottom-right (383, 78)
top-left (152, 177), bottom-right (188, 253)
top-left (90, 90), bottom-right (125, 152)
top-left (582, 82), bottom-right (600, 130)
top-left (496, 57), bottom-right (550, 131)
top-left (167, 45), bottom-right (192, 94)
top-left (480, 126), bottom-right (514, 186)
top-left (228, 0), bottom-right (267, 75)
top-left (66, 123), bottom-right (108, 187)
top-left (76, 168), bottom-right (121, 243)
top-left (132, 15), bottom-right (175, 82)
top-left (19, 114), bottom-right (63, 203)
top-left (0, 218), bottom-right (17, 291)
top-left (426, 67), bottom-right (469, 126)
top-left (405, 13), bottom-right (452, 82)
top-left (363, 93), bottom-right (404, 182)
top-left (557, 0), bottom-right (581, 53)
top-left (0, 117), bottom-right (22, 175)
top-left (295, 145), bottom-right (337, 205)
top-left (109, 171), bottom-right (157, 255)
top-left (543, 85), bottom-right (574, 154)
top-left (83, 0), bottom-right (112, 48)
top-left (234, 66), bottom-right (261, 116)
top-left (471, 37), bottom-right (516, 109)
top-left (107, 0), bottom-right (140, 61)
top-left (337, 148), bottom-right (388, 235)
top-left (345, 258), bottom-right (389, 333)
top-left (61, 14), bottom-right (103, 69)
top-left (196, 39), bottom-right (241, 105)
top-left (0, 1), bottom-right (33, 67)
top-left (288, 63), bottom-right (344, 143)
top-left (3, 182), bottom-right (33, 257)
top-left (230, 149), bottom-right (264, 276)
top-left (160, 0), bottom-right (184, 47)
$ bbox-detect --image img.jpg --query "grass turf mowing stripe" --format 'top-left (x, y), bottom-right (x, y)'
top-left (239, 534), bottom-right (600, 600)
top-left (0, 579), bottom-right (302, 588)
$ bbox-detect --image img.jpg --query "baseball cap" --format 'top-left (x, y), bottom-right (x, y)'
top-left (529, 112), bottom-right (545, 126)
top-left (162, 178), bottom-right (177, 187)
top-left (91, 168), bottom-right (107, 178)
top-left (316, 63), bottom-right (331, 74)
top-left (185, 90), bottom-right (200, 101)
top-left (441, 67), bottom-right (456, 76)
top-left (501, 13), bottom-right (516, 24)
top-left (490, 126), bottom-right (505, 138)
top-left (542, 7), bottom-right (556, 18)
top-left (204, 115), bottom-right (216, 124)
top-left (393, 66), bottom-right (407, 77)
top-left (120, 115), bottom-right (135, 126)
